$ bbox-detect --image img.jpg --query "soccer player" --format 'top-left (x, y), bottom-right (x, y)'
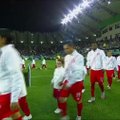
top-left (0, 29), bottom-right (23, 120)
top-left (87, 42), bottom-right (106, 103)
top-left (117, 54), bottom-right (120, 81)
top-left (41, 58), bottom-right (47, 69)
top-left (31, 59), bottom-right (36, 69)
top-left (105, 51), bottom-right (118, 89)
top-left (51, 59), bottom-right (65, 114)
top-left (59, 42), bottom-right (86, 120)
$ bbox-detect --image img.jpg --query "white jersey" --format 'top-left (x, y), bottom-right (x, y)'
top-left (64, 50), bottom-right (87, 86)
top-left (104, 56), bottom-right (118, 70)
top-left (32, 59), bottom-right (35, 64)
top-left (0, 44), bottom-right (27, 103)
top-left (51, 67), bottom-right (65, 89)
top-left (86, 48), bottom-right (106, 70)
top-left (64, 55), bottom-right (71, 69)
top-left (117, 56), bottom-right (120, 66)
top-left (19, 80), bottom-right (27, 98)
top-left (42, 59), bottom-right (46, 65)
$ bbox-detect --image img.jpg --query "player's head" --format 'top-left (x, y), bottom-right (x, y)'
top-left (91, 42), bottom-right (98, 51)
top-left (63, 41), bottom-right (75, 54)
top-left (107, 50), bottom-right (112, 57)
top-left (56, 55), bottom-right (61, 60)
top-left (0, 28), bottom-right (12, 47)
top-left (56, 58), bottom-right (64, 68)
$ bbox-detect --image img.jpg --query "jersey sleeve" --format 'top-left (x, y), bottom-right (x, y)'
top-left (86, 52), bottom-right (91, 68)
top-left (114, 57), bottom-right (118, 71)
top-left (5, 49), bottom-right (23, 103)
top-left (101, 50), bottom-right (106, 69)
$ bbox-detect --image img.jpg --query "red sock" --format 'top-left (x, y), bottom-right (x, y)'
top-left (19, 96), bottom-right (31, 116)
top-left (77, 103), bottom-right (83, 116)
top-left (59, 102), bottom-right (67, 116)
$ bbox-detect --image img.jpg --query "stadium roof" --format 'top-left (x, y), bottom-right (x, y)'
top-left (0, 0), bottom-right (120, 38)
top-left (60, 0), bottom-right (120, 39)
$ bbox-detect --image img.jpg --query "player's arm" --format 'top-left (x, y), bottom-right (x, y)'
top-left (51, 69), bottom-right (56, 84)
top-left (101, 50), bottom-right (106, 69)
top-left (114, 57), bottom-right (118, 71)
top-left (52, 69), bottom-right (64, 86)
top-left (5, 50), bottom-right (23, 110)
top-left (86, 52), bottom-right (91, 68)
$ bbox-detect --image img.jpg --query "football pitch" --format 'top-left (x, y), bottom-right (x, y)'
top-left (26, 60), bottom-right (120, 120)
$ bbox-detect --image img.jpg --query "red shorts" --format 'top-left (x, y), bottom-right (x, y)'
top-left (0, 94), bottom-right (18, 119)
top-left (90, 69), bottom-right (104, 83)
top-left (32, 64), bottom-right (36, 68)
top-left (53, 89), bottom-right (61, 99)
top-left (60, 81), bottom-right (83, 102)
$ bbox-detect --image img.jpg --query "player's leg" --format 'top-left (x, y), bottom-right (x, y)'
top-left (106, 70), bottom-right (114, 89)
top-left (53, 89), bottom-right (61, 114)
top-left (71, 81), bottom-right (83, 120)
top-left (59, 89), bottom-right (69, 120)
top-left (88, 70), bottom-right (96, 103)
top-left (42, 64), bottom-right (44, 69)
top-left (19, 96), bottom-right (32, 119)
top-left (106, 70), bottom-right (111, 88)
top-left (45, 64), bottom-right (47, 68)
top-left (97, 70), bottom-right (105, 99)
top-left (118, 66), bottom-right (120, 81)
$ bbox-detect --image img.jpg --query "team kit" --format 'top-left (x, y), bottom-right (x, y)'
top-left (0, 30), bottom-right (120, 120)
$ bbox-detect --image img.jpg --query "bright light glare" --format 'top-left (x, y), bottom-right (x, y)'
top-left (108, 1), bottom-right (111, 5)
top-left (85, 37), bottom-right (89, 39)
top-left (31, 41), bottom-right (34, 44)
top-left (51, 41), bottom-right (54, 44)
top-left (81, 0), bottom-right (90, 8)
top-left (61, 0), bottom-right (95, 25)
top-left (60, 41), bottom-right (63, 43)
top-left (40, 41), bottom-right (43, 44)
top-left (20, 41), bottom-right (24, 43)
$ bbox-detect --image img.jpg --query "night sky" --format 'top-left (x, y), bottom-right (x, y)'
top-left (0, 0), bottom-right (80, 32)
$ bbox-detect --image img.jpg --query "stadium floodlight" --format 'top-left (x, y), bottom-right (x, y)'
top-left (61, 0), bottom-right (96, 25)
top-left (20, 40), bottom-right (24, 43)
top-left (108, 0), bottom-right (111, 5)
top-left (81, 0), bottom-right (90, 9)
top-left (31, 41), bottom-right (34, 44)
top-left (51, 41), bottom-right (54, 44)
top-left (93, 34), bottom-right (96, 37)
top-left (60, 41), bottom-right (63, 43)
top-left (40, 41), bottom-right (43, 44)
top-left (85, 37), bottom-right (89, 39)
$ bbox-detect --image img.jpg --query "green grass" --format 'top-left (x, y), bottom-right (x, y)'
top-left (26, 60), bottom-right (120, 120)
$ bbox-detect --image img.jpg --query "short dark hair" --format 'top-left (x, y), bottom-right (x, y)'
top-left (57, 58), bottom-right (64, 65)
top-left (0, 28), bottom-right (12, 44)
top-left (63, 41), bottom-right (75, 47)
